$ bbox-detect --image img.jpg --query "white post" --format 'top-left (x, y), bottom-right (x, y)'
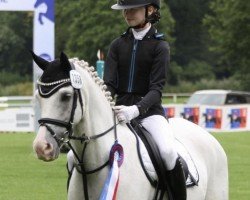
top-left (0, 0), bottom-right (55, 132)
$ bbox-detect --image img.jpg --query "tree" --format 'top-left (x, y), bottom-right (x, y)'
top-left (166, 0), bottom-right (213, 66)
top-left (204, 0), bottom-right (250, 90)
top-left (55, 1), bottom-right (175, 66)
top-left (0, 12), bottom-right (33, 82)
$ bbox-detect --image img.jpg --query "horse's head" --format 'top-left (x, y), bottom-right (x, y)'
top-left (32, 52), bottom-right (84, 161)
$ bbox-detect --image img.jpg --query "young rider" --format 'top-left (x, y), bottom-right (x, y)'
top-left (104, 0), bottom-right (186, 199)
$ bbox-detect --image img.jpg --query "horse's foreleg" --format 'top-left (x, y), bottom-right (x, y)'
top-left (67, 170), bottom-right (84, 200)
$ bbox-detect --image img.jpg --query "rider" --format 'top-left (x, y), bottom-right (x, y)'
top-left (104, 0), bottom-right (186, 199)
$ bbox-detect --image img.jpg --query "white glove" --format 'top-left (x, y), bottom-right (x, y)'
top-left (114, 105), bottom-right (139, 123)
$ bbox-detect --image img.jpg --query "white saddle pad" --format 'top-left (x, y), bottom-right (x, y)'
top-left (139, 137), bottom-right (199, 186)
top-left (175, 139), bottom-right (199, 186)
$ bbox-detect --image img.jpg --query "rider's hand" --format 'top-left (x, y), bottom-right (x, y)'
top-left (113, 105), bottom-right (139, 123)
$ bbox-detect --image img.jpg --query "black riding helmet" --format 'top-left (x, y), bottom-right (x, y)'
top-left (111, 0), bottom-right (161, 25)
top-left (112, 0), bottom-right (160, 10)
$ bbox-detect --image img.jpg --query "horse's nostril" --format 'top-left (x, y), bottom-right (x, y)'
top-left (43, 142), bottom-right (53, 153)
top-left (34, 141), bottom-right (53, 155)
top-left (45, 142), bottom-right (51, 150)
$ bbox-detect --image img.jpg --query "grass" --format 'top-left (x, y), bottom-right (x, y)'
top-left (0, 133), bottom-right (67, 200)
top-left (212, 132), bottom-right (250, 200)
top-left (0, 132), bottom-right (249, 199)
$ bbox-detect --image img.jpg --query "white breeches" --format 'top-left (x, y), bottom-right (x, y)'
top-left (141, 115), bottom-right (178, 170)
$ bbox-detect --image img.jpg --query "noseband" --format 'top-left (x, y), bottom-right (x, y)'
top-left (37, 63), bottom-right (118, 200)
top-left (38, 87), bottom-right (83, 147)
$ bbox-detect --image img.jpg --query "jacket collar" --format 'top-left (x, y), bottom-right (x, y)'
top-left (122, 26), bottom-right (157, 40)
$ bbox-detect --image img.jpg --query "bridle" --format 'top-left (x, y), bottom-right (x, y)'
top-left (37, 63), bottom-right (118, 200)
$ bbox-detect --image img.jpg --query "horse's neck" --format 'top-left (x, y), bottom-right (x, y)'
top-left (82, 73), bottom-right (114, 136)
top-left (74, 67), bottom-right (115, 168)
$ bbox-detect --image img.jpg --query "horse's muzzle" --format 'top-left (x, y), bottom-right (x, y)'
top-left (33, 126), bottom-right (59, 161)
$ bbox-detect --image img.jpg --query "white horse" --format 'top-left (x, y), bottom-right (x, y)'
top-left (33, 52), bottom-right (228, 200)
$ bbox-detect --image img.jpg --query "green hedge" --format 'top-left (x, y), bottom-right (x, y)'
top-left (0, 77), bottom-right (241, 96)
top-left (0, 82), bottom-right (33, 96)
top-left (0, 71), bottom-right (31, 86)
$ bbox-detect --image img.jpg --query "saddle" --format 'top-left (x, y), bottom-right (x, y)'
top-left (128, 119), bottom-right (199, 199)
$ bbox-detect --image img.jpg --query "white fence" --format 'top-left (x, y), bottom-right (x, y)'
top-left (0, 96), bottom-right (34, 132)
top-left (1, 96), bottom-right (250, 133)
top-left (162, 93), bottom-right (191, 103)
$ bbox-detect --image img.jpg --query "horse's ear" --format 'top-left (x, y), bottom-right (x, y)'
top-left (30, 50), bottom-right (49, 71)
top-left (60, 52), bottom-right (71, 72)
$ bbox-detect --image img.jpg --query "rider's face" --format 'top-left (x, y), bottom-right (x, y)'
top-left (123, 7), bottom-right (146, 27)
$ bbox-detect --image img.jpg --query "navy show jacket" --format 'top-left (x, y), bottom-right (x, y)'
top-left (104, 26), bottom-right (170, 118)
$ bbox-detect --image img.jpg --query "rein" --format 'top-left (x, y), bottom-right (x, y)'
top-left (37, 63), bottom-right (119, 200)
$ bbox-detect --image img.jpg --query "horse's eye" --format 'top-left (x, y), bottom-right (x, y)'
top-left (61, 93), bottom-right (71, 101)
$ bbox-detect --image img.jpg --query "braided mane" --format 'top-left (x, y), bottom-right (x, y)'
top-left (69, 58), bottom-right (115, 108)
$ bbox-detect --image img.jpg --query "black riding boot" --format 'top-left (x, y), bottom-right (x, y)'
top-left (168, 157), bottom-right (187, 200)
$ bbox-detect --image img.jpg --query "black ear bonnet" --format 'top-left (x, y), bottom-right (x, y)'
top-left (31, 51), bottom-right (73, 97)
